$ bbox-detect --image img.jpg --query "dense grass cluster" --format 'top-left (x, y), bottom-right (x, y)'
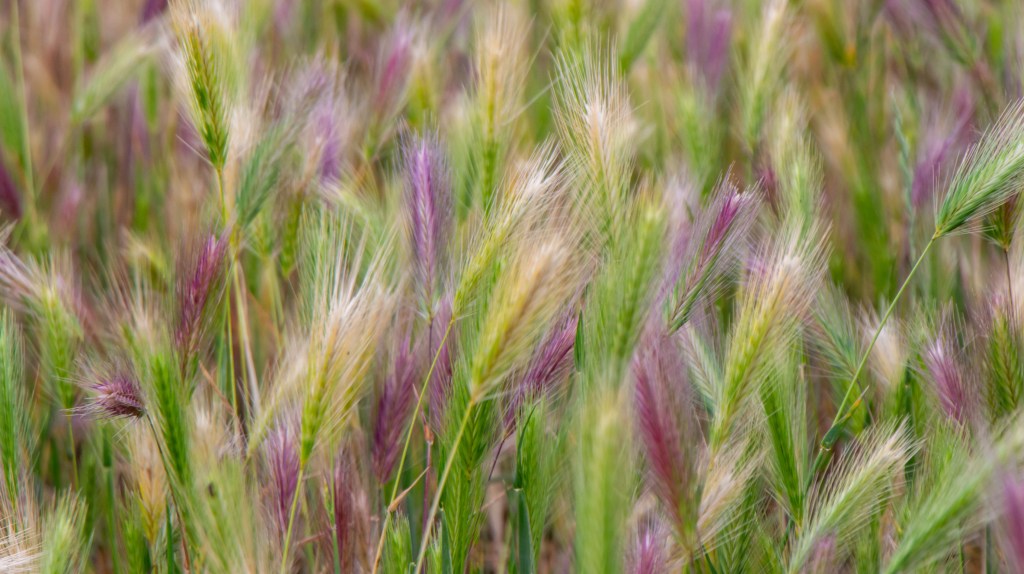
top-left (6, 0), bottom-right (1024, 572)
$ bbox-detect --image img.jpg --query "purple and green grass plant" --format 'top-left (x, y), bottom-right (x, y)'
top-left (18, 2), bottom-right (1024, 571)
top-left (815, 97), bottom-right (1024, 482)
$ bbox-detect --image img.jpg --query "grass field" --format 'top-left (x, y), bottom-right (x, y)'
top-left (3, 0), bottom-right (1024, 572)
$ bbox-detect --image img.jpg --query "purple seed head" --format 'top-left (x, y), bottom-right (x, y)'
top-left (686, 0), bottom-right (733, 96)
top-left (329, 453), bottom-right (368, 571)
top-left (923, 333), bottom-right (972, 424)
top-left (314, 102), bottom-right (344, 185)
top-left (372, 329), bottom-right (419, 482)
top-left (428, 296), bottom-right (455, 431)
top-left (627, 520), bottom-right (670, 574)
top-left (670, 181), bottom-right (756, 329)
top-left (266, 422), bottom-right (300, 535)
top-left (505, 311), bottom-right (578, 427)
top-left (632, 328), bottom-right (696, 532)
top-left (87, 373), bottom-right (145, 420)
top-left (175, 233), bottom-right (229, 363)
top-left (404, 134), bottom-right (451, 305)
top-left (375, 20), bottom-right (415, 118)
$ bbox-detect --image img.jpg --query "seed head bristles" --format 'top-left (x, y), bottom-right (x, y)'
top-left (709, 223), bottom-right (827, 452)
top-left (472, 5), bottom-right (530, 211)
top-left (468, 235), bottom-right (583, 401)
top-left (0, 226), bottom-right (54, 310)
top-left (633, 328), bottom-right (698, 543)
top-left (668, 181), bottom-right (758, 332)
top-left (935, 98), bottom-right (1024, 237)
top-left (768, 89), bottom-right (822, 234)
top-left (413, 234), bottom-right (584, 569)
top-left (696, 439), bottom-right (759, 555)
top-left (125, 426), bottom-right (167, 542)
top-left (171, 0), bottom-right (234, 171)
top-left (737, 0), bottom-right (789, 152)
top-left (428, 295), bottom-right (455, 431)
top-left (452, 142), bottom-right (566, 314)
top-left (922, 314), bottom-right (978, 425)
top-left (574, 385), bottom-right (635, 574)
top-left (864, 311), bottom-right (909, 396)
top-left (402, 132), bottom-right (451, 310)
top-left (787, 422), bottom-right (917, 573)
top-left (504, 310), bottom-right (578, 427)
top-left (883, 420), bottom-right (1024, 573)
top-left (626, 519), bottom-right (671, 574)
top-left (298, 257), bottom-right (392, 468)
top-left (811, 283), bottom-right (863, 385)
top-left (39, 492), bottom-right (88, 574)
top-left (686, 0), bottom-right (733, 97)
top-left (330, 452), bottom-right (370, 573)
top-left (0, 471), bottom-right (39, 572)
top-left (79, 368), bottom-right (146, 421)
top-left (0, 310), bottom-right (29, 502)
top-left (373, 15), bottom-right (419, 126)
top-left (174, 231), bottom-right (229, 378)
top-left (554, 44), bottom-right (638, 246)
top-left (264, 421), bottom-right (299, 536)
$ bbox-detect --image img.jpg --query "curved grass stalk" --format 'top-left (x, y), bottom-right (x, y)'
top-left (807, 235), bottom-right (936, 485)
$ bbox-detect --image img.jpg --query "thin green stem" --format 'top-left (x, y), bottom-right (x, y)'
top-left (414, 398), bottom-right (475, 572)
top-left (807, 234), bottom-right (937, 486)
top-left (371, 317), bottom-right (454, 574)
top-left (279, 464), bottom-right (307, 574)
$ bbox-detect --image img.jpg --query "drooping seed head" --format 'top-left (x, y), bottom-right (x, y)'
top-left (935, 99), bottom-right (1024, 237)
top-left (86, 373), bottom-right (145, 420)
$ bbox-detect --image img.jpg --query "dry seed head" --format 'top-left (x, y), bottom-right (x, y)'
top-left (470, 235), bottom-right (582, 398)
top-left (712, 223), bottom-right (827, 448)
top-left (125, 425), bottom-right (167, 542)
top-left (475, 5), bottom-right (530, 136)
